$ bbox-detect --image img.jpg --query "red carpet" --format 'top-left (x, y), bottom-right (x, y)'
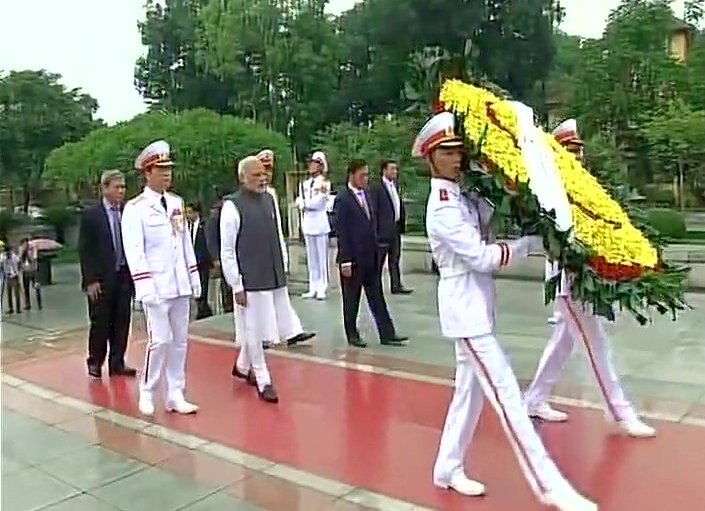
top-left (7, 340), bottom-right (705, 510)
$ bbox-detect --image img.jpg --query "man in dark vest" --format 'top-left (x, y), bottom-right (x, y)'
top-left (220, 156), bottom-right (314, 404)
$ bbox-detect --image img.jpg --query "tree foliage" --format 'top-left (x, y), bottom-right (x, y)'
top-left (44, 109), bottom-right (292, 202)
top-left (0, 70), bottom-right (99, 208)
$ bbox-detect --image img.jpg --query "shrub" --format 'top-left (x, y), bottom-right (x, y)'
top-left (647, 208), bottom-right (687, 239)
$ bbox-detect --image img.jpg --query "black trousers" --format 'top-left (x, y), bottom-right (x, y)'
top-left (378, 229), bottom-right (403, 291)
top-left (4, 276), bottom-right (21, 312)
top-left (22, 272), bottom-right (42, 309)
top-left (195, 266), bottom-right (213, 319)
top-left (340, 263), bottom-right (395, 342)
top-left (86, 268), bottom-right (133, 369)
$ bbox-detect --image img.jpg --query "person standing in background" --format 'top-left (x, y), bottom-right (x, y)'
top-left (295, 151), bottom-right (330, 300)
top-left (18, 238), bottom-right (42, 310)
top-left (78, 170), bottom-right (136, 378)
top-left (1, 243), bottom-right (21, 314)
top-left (334, 159), bottom-right (407, 348)
top-left (369, 159), bottom-right (413, 295)
top-left (122, 141), bottom-right (201, 416)
top-left (186, 203), bottom-right (213, 319)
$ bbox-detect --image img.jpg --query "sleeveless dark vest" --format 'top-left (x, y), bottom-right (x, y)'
top-left (225, 189), bottom-right (286, 292)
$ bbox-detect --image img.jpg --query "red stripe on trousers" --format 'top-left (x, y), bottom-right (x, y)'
top-left (461, 338), bottom-right (548, 494)
top-left (560, 297), bottom-right (620, 421)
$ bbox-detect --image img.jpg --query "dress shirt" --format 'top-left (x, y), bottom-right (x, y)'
top-left (383, 177), bottom-right (401, 222)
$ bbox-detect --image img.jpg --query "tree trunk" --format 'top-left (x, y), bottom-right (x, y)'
top-left (22, 185), bottom-right (31, 213)
top-left (678, 158), bottom-right (685, 210)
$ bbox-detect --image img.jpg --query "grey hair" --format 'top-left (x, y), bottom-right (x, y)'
top-left (100, 169), bottom-right (124, 187)
top-left (237, 156), bottom-right (260, 182)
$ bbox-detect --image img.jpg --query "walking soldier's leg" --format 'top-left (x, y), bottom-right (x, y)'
top-left (433, 339), bottom-right (485, 495)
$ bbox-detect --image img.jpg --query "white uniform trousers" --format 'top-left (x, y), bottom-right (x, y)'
top-left (303, 234), bottom-right (329, 295)
top-left (434, 335), bottom-right (575, 499)
top-left (140, 296), bottom-right (191, 403)
top-left (524, 296), bottom-right (636, 422)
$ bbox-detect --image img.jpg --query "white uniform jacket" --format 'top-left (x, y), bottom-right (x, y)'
top-left (426, 178), bottom-right (535, 339)
top-left (220, 194), bottom-right (289, 293)
top-left (295, 175), bottom-right (331, 236)
top-left (122, 187), bottom-right (200, 302)
top-left (267, 186), bottom-right (289, 272)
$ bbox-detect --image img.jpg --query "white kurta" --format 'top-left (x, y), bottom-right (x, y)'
top-left (219, 198), bottom-right (303, 347)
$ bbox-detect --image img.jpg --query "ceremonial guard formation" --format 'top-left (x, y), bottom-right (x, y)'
top-left (122, 140), bottom-right (201, 416)
top-left (295, 150), bottom-right (331, 300)
top-left (416, 112), bottom-right (597, 511)
top-left (524, 119), bottom-right (656, 438)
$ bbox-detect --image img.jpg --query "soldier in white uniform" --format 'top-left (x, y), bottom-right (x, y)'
top-left (122, 140), bottom-right (200, 417)
top-left (417, 112), bottom-right (597, 511)
top-left (295, 151), bottom-right (331, 300)
top-left (524, 119), bottom-right (655, 438)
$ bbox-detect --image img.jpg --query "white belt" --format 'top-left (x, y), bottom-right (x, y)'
top-left (438, 267), bottom-right (470, 279)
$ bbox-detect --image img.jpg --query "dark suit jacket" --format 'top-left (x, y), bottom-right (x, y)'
top-left (191, 220), bottom-right (212, 269)
top-left (78, 202), bottom-right (124, 290)
top-left (369, 180), bottom-right (406, 244)
top-left (333, 187), bottom-right (379, 273)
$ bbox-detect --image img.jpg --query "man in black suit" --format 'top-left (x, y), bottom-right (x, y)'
top-left (370, 159), bottom-right (413, 294)
top-left (186, 203), bottom-right (213, 319)
top-left (333, 159), bottom-right (408, 348)
top-left (78, 170), bottom-right (136, 378)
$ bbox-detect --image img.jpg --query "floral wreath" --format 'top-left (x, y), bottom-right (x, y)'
top-left (438, 79), bottom-right (690, 324)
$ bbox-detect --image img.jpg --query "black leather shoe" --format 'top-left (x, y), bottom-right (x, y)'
top-left (263, 341), bottom-right (272, 350)
top-left (109, 365), bottom-right (137, 377)
top-left (87, 365), bottom-right (102, 378)
top-left (391, 288), bottom-right (413, 295)
top-left (258, 384), bottom-right (279, 403)
top-left (347, 337), bottom-right (367, 348)
top-left (232, 366), bottom-right (257, 386)
top-left (287, 332), bottom-right (315, 347)
top-left (381, 335), bottom-right (408, 346)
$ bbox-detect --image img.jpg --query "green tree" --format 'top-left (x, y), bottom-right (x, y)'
top-left (135, 0), bottom-right (234, 113)
top-left (197, 0), bottom-right (340, 154)
top-left (44, 109), bottom-right (292, 204)
top-left (0, 70), bottom-right (99, 210)
top-left (641, 99), bottom-right (705, 208)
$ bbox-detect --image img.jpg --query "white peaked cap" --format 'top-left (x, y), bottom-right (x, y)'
top-left (311, 150), bottom-right (328, 174)
top-left (552, 119), bottom-right (583, 146)
top-left (256, 149), bottom-right (274, 165)
top-left (134, 140), bottom-right (174, 171)
top-left (412, 111), bottom-right (464, 157)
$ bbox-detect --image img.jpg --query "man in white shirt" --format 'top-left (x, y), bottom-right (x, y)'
top-left (370, 159), bottom-right (413, 294)
top-left (295, 151), bottom-right (331, 300)
top-left (122, 140), bottom-right (201, 417)
top-left (221, 156), bottom-right (313, 403)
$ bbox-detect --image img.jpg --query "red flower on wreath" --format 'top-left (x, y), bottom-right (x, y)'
top-left (433, 100), bottom-right (446, 113)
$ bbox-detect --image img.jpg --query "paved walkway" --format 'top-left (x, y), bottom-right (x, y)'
top-left (3, 263), bottom-right (705, 510)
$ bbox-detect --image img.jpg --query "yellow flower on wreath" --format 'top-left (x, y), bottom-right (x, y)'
top-left (439, 79), bottom-right (658, 270)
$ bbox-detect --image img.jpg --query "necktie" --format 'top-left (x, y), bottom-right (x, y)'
top-left (160, 195), bottom-right (167, 212)
top-left (111, 206), bottom-right (125, 270)
top-left (357, 191), bottom-right (370, 219)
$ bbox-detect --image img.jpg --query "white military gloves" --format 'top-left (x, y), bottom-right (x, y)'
top-left (141, 293), bottom-right (161, 307)
top-left (192, 284), bottom-right (202, 299)
top-left (507, 235), bottom-right (544, 260)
